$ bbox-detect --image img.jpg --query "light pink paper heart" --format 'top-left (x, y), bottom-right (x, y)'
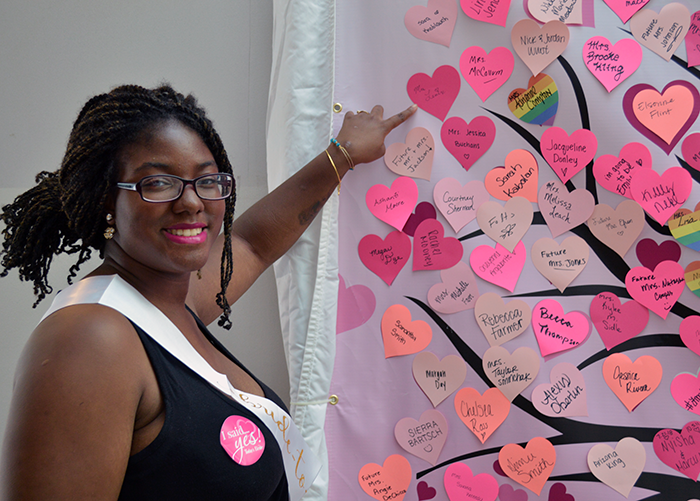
top-left (631, 3), bottom-right (691, 61)
top-left (587, 201), bottom-right (645, 258)
top-left (587, 438), bottom-right (646, 497)
top-left (541, 127), bottom-right (598, 183)
top-left (483, 345), bottom-right (539, 401)
top-left (583, 36), bottom-right (642, 92)
top-left (590, 292), bottom-right (649, 350)
top-left (687, 11), bottom-right (700, 67)
top-left (679, 315), bottom-right (700, 357)
top-left (384, 127), bottom-right (434, 180)
top-left (671, 369), bottom-right (700, 416)
top-left (461, 0), bottom-right (511, 27)
top-left (433, 178), bottom-right (490, 233)
top-left (653, 422), bottom-right (700, 480)
top-left (358, 231), bottom-right (411, 286)
top-left (484, 149), bottom-right (539, 202)
top-left (428, 261), bottom-right (479, 314)
top-left (593, 142), bottom-right (652, 198)
top-left (682, 132), bottom-right (700, 171)
top-left (404, 0), bottom-right (458, 47)
top-left (470, 241), bottom-right (526, 292)
top-left (395, 410), bottom-right (448, 465)
top-left (413, 352), bottom-right (468, 407)
top-left (625, 261), bottom-right (685, 319)
top-left (531, 362), bottom-right (588, 417)
top-left (366, 177), bottom-right (419, 230)
top-left (460, 46), bottom-right (514, 102)
top-left (531, 235), bottom-right (589, 292)
top-left (528, 0), bottom-right (582, 24)
top-left (474, 292), bottom-right (532, 346)
top-left (602, 0), bottom-right (650, 23)
top-left (337, 274), bottom-right (376, 334)
top-left (532, 300), bottom-right (590, 357)
top-left (538, 179), bottom-right (595, 238)
top-left (441, 116), bottom-right (496, 171)
top-left (444, 463), bottom-right (499, 501)
top-left (631, 167), bottom-right (692, 226)
top-left (407, 65), bottom-right (461, 121)
top-left (633, 86), bottom-right (694, 144)
top-left (511, 19), bottom-right (570, 76)
top-left (413, 219), bottom-right (464, 271)
top-left (477, 197), bottom-right (533, 252)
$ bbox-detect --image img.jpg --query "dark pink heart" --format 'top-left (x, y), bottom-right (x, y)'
top-left (413, 219), bottom-right (464, 271)
top-left (590, 292), bottom-right (649, 350)
top-left (493, 459), bottom-right (507, 477)
top-left (499, 484), bottom-right (528, 501)
top-left (403, 202), bottom-right (437, 237)
top-left (440, 116), bottom-right (496, 171)
top-left (635, 238), bottom-right (681, 270)
top-left (336, 274), bottom-right (376, 334)
top-left (358, 231), bottom-right (411, 285)
top-left (407, 65), bottom-right (460, 121)
top-left (548, 482), bottom-right (575, 501)
top-left (416, 480), bottom-right (437, 501)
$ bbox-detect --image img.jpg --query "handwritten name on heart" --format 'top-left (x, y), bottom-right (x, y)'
top-left (590, 292), bottom-right (649, 350)
top-left (630, 2), bottom-right (691, 61)
top-left (593, 142), bottom-right (651, 198)
top-left (433, 178), bottom-right (489, 233)
top-left (587, 201), bottom-right (644, 258)
top-left (630, 167), bottom-right (692, 225)
top-left (511, 19), bottom-right (570, 76)
top-left (461, 0), bottom-right (511, 27)
top-left (413, 219), bottom-right (464, 271)
top-left (687, 10), bottom-right (700, 67)
top-left (474, 293), bottom-right (531, 346)
top-left (499, 437), bottom-right (556, 495)
top-left (653, 421), bottom-right (700, 481)
top-left (394, 410), bottom-right (448, 465)
top-left (440, 116), bottom-right (496, 171)
top-left (583, 36), bottom-right (642, 92)
top-left (444, 463), bottom-right (499, 501)
top-left (460, 46), bottom-right (514, 102)
top-left (587, 438), bottom-right (646, 497)
top-left (538, 179), bottom-right (595, 238)
top-left (680, 315), bottom-right (700, 357)
top-left (532, 299), bottom-right (590, 357)
top-left (528, 0), bottom-right (582, 24)
top-left (625, 261), bottom-right (685, 319)
top-left (483, 346), bottom-right (539, 401)
top-left (381, 304), bottom-right (432, 358)
top-left (404, 0), bottom-right (458, 47)
top-left (470, 241), bottom-right (526, 292)
top-left (541, 127), bottom-right (597, 183)
top-left (358, 231), bottom-right (411, 286)
top-left (531, 362), bottom-right (587, 417)
top-left (670, 208), bottom-right (700, 253)
top-left (603, 353), bottom-right (662, 412)
top-left (508, 73), bottom-right (559, 126)
top-left (337, 275), bottom-right (376, 334)
top-left (682, 132), bottom-right (700, 171)
top-left (454, 387), bottom-right (510, 444)
top-left (477, 197), bottom-right (532, 252)
top-left (407, 65), bottom-right (460, 121)
top-left (531, 235), bottom-right (589, 293)
top-left (366, 177), bottom-right (419, 230)
top-left (671, 369), bottom-right (700, 416)
top-left (603, 0), bottom-right (649, 23)
top-left (484, 149), bottom-right (539, 202)
top-left (384, 127), bottom-right (434, 180)
top-left (428, 261), bottom-right (479, 314)
top-left (359, 454), bottom-right (411, 501)
top-left (413, 352), bottom-right (467, 407)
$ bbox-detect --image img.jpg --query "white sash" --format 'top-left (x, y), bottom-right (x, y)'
top-left (41, 275), bottom-right (320, 500)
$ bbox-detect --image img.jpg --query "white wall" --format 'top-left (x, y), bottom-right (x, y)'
top-left (0, 0), bottom-right (289, 441)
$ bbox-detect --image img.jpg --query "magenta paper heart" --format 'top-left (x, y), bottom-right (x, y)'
top-left (358, 231), bottom-right (411, 286)
top-left (541, 127), bottom-right (597, 183)
top-left (680, 315), bottom-right (700, 357)
top-left (635, 238), bottom-right (681, 270)
top-left (441, 116), bottom-right (496, 171)
top-left (682, 132), bottom-right (700, 171)
top-left (413, 352), bottom-right (467, 407)
top-left (538, 179), bottom-right (595, 238)
top-left (461, 0), bottom-right (510, 27)
top-left (603, 0), bottom-right (649, 23)
top-left (590, 292), bottom-right (649, 350)
top-left (630, 167), bottom-right (692, 225)
top-left (592, 142), bottom-right (651, 198)
top-left (654, 422), bottom-right (700, 480)
top-left (631, 3), bottom-right (691, 61)
top-left (623, 81), bottom-right (700, 154)
top-left (417, 481), bottom-right (437, 501)
top-left (407, 65), bottom-right (460, 121)
top-left (395, 409), bottom-right (448, 465)
top-left (625, 261), bottom-right (685, 319)
top-left (531, 362), bottom-right (587, 417)
top-left (498, 484), bottom-right (528, 501)
top-left (433, 178), bottom-right (490, 233)
top-left (427, 261), bottom-right (479, 314)
top-left (470, 241), bottom-right (526, 292)
top-left (336, 274), bottom-right (376, 334)
top-left (460, 46), bottom-right (514, 102)
top-left (444, 463), bottom-right (499, 501)
top-left (413, 219), bottom-right (464, 271)
top-left (532, 299), bottom-right (590, 357)
top-left (403, 202), bottom-right (437, 237)
top-left (583, 36), bottom-right (642, 92)
top-left (687, 11), bottom-right (700, 67)
top-left (384, 127), bottom-right (435, 180)
top-left (404, 0), bottom-right (458, 47)
top-left (671, 370), bottom-right (700, 416)
top-left (548, 482), bottom-right (575, 501)
top-left (366, 176), bottom-right (419, 230)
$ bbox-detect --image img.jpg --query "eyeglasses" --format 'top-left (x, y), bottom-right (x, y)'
top-left (116, 173), bottom-right (234, 203)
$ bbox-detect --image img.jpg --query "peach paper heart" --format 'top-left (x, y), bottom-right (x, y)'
top-left (474, 292), bottom-right (531, 346)
top-left (587, 200), bottom-right (645, 258)
top-left (499, 437), bottom-right (556, 495)
top-left (587, 438), bottom-right (646, 497)
top-left (461, 0), bottom-right (510, 27)
top-left (366, 177), bottom-right (419, 230)
top-left (413, 351), bottom-right (467, 407)
top-left (433, 178), bottom-right (490, 233)
top-left (630, 167), bottom-right (692, 225)
top-left (358, 230), bottom-right (411, 286)
top-left (444, 463), bottom-right (499, 501)
top-left (592, 142), bottom-right (651, 199)
top-left (483, 346), bottom-right (540, 401)
top-left (460, 46), bottom-right (514, 102)
top-left (477, 197), bottom-right (533, 252)
top-left (413, 219), bottom-right (464, 271)
top-left (395, 410), bottom-right (448, 465)
top-left (531, 362), bottom-right (587, 417)
top-left (538, 179), bottom-right (595, 238)
top-left (603, 353), bottom-right (662, 412)
top-left (407, 65), bottom-right (460, 121)
top-left (454, 387), bottom-right (510, 444)
top-left (625, 261), bottom-right (685, 319)
top-left (532, 299), bottom-right (590, 357)
top-left (633, 86), bottom-right (694, 145)
top-left (470, 241), bottom-right (526, 292)
top-left (583, 37), bottom-right (642, 92)
top-left (381, 304), bottom-right (432, 358)
top-left (440, 116), bottom-right (496, 171)
top-left (630, 3), bottom-right (690, 61)
top-left (484, 149), bottom-right (538, 202)
top-left (603, 0), bottom-right (650, 23)
top-left (590, 292), bottom-right (649, 350)
top-left (511, 19), bottom-right (570, 76)
top-left (359, 454), bottom-right (411, 501)
top-left (531, 235), bottom-right (589, 293)
top-left (384, 127), bottom-right (434, 180)
top-left (541, 127), bottom-right (597, 183)
top-left (427, 261), bottom-right (479, 314)
top-left (404, 0), bottom-right (458, 47)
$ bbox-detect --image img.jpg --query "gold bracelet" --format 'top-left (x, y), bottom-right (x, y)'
top-left (330, 137), bottom-right (355, 170)
top-left (325, 149), bottom-right (341, 194)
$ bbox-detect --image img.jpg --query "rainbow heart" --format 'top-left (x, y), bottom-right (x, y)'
top-left (507, 74), bottom-right (558, 126)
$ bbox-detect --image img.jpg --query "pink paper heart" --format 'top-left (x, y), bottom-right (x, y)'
top-left (407, 65), bottom-right (461, 121)
top-left (538, 179), bottom-right (595, 238)
top-left (653, 421), bottom-right (700, 480)
top-left (483, 345), bottom-right (540, 401)
top-left (403, 202), bottom-right (437, 237)
top-left (682, 132), bottom-right (700, 171)
top-left (630, 167), bottom-right (692, 225)
top-left (593, 142), bottom-right (652, 198)
top-left (404, 0), bottom-right (458, 47)
top-left (671, 369), bottom-right (700, 416)
top-left (460, 0), bottom-right (511, 27)
top-left (336, 275), bottom-right (376, 335)
top-left (428, 261), bottom-right (479, 314)
top-left (541, 127), bottom-right (598, 183)
top-left (602, 0), bottom-right (650, 23)
top-left (444, 463), bottom-right (499, 501)
top-left (531, 362), bottom-right (588, 417)
top-left (511, 19), bottom-right (570, 76)
top-left (680, 315), bottom-right (700, 357)
top-left (626, 261), bottom-right (685, 319)
top-left (474, 292), bottom-right (532, 346)
top-left (477, 197), bottom-right (533, 252)
top-left (498, 484), bottom-right (528, 501)
top-left (413, 352), bottom-right (467, 407)
top-left (417, 481), bottom-right (437, 501)
top-left (413, 219), bottom-right (464, 271)
top-left (366, 177), bottom-right (419, 230)
top-left (460, 46), bottom-right (514, 102)
top-left (548, 482), bottom-right (574, 501)
top-left (583, 36), bottom-right (642, 92)
top-left (531, 236), bottom-right (589, 293)
top-left (635, 238), bottom-right (681, 270)
top-left (395, 409), bottom-right (448, 465)
top-left (433, 178), bottom-right (490, 233)
top-left (631, 3), bottom-right (691, 61)
top-left (470, 241), bottom-right (526, 292)
top-left (587, 201), bottom-right (645, 258)
top-left (441, 116), bottom-right (496, 171)
top-left (384, 127), bottom-right (435, 180)
top-left (532, 298), bottom-right (590, 356)
top-left (687, 11), bottom-right (700, 67)
top-left (358, 231), bottom-right (411, 286)
top-left (590, 292), bottom-right (649, 350)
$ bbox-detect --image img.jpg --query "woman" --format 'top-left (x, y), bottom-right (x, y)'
top-left (0, 84), bottom-right (415, 500)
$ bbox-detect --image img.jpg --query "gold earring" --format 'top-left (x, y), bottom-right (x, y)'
top-left (104, 214), bottom-right (115, 240)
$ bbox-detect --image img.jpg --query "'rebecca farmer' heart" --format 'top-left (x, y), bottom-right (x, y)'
top-left (541, 127), bottom-right (598, 184)
top-left (630, 167), bottom-right (692, 225)
top-left (460, 46), bottom-right (514, 102)
top-left (583, 36), bottom-right (642, 92)
top-left (440, 116), bottom-right (496, 171)
top-left (603, 353), bottom-right (662, 412)
top-left (444, 463), bottom-right (499, 501)
top-left (484, 149), bottom-right (539, 202)
top-left (671, 369), bottom-right (700, 416)
top-left (482, 345), bottom-right (540, 401)
top-left (511, 19), bottom-right (570, 76)
top-left (630, 3), bottom-right (691, 61)
top-left (592, 142), bottom-right (652, 199)
top-left (532, 299), bottom-right (590, 357)
top-left (531, 235), bottom-right (589, 293)
top-left (470, 241), bottom-right (526, 292)
top-left (474, 292), bottom-right (532, 346)
top-left (603, 0), bottom-right (650, 24)
top-left (477, 197), bottom-right (533, 252)
top-left (590, 292), bottom-right (649, 350)
top-left (433, 178), bottom-right (490, 233)
top-left (454, 387), bottom-right (510, 444)
top-left (538, 179), bottom-right (595, 238)
top-left (508, 73), bottom-right (559, 126)
top-left (587, 438), bottom-right (646, 497)
top-left (394, 409), bottom-right (448, 465)
top-left (625, 261), bottom-right (685, 319)
top-left (587, 200), bottom-right (645, 258)
top-left (404, 0), bottom-right (458, 47)
top-left (384, 127), bottom-right (435, 180)
top-left (531, 362), bottom-right (587, 417)
top-left (679, 315), bottom-right (700, 357)
top-left (358, 231), bottom-right (411, 286)
top-left (413, 219), bottom-right (464, 271)
top-left (407, 65), bottom-right (461, 121)
top-left (337, 274), bottom-right (376, 334)
top-left (461, 0), bottom-right (510, 27)
top-left (427, 261), bottom-right (479, 314)
top-left (366, 176), bottom-right (419, 230)
top-left (653, 421), bottom-right (700, 481)
top-left (403, 202), bottom-right (437, 237)
top-left (381, 304), bottom-right (432, 358)
top-left (413, 351), bottom-right (467, 407)
top-left (358, 454), bottom-right (411, 501)
top-left (499, 437), bottom-right (556, 495)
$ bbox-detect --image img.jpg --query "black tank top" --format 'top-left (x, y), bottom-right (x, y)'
top-left (118, 315), bottom-right (289, 500)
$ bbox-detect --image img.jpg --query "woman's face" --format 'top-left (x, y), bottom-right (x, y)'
top-left (109, 119), bottom-right (225, 277)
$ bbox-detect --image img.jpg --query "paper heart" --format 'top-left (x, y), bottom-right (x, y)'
top-left (395, 409), bottom-right (448, 465)
top-left (671, 369), bottom-right (700, 416)
top-left (531, 235), bottom-right (589, 293)
top-left (483, 345), bottom-right (540, 401)
top-left (682, 132), bottom-right (700, 171)
top-left (635, 238), bottom-right (681, 270)
top-left (630, 167), bottom-right (692, 225)
top-left (454, 387), bottom-right (510, 444)
top-left (587, 201), bottom-right (645, 258)
top-left (384, 127), bottom-right (435, 180)
top-left (417, 481), bottom-right (437, 501)
top-left (532, 299), bottom-right (590, 357)
top-left (592, 142), bottom-right (652, 199)
top-left (433, 178), bottom-right (490, 233)
top-left (407, 65), bottom-right (461, 121)
top-left (590, 292), bottom-right (649, 350)
top-left (358, 231), bottom-right (411, 286)
top-left (413, 219), bottom-right (464, 271)
top-left (498, 484), bottom-right (528, 501)
top-left (686, 261), bottom-right (700, 297)
top-left (538, 179), bottom-right (595, 238)
top-left (484, 149), bottom-right (539, 202)
top-left (441, 116), bottom-right (496, 171)
top-left (511, 19), bottom-right (570, 76)
top-left (220, 416), bottom-right (265, 465)
top-left (358, 454), bottom-right (411, 501)
top-left (653, 421), bottom-right (700, 480)
top-left (680, 315), bottom-right (700, 356)
top-left (427, 261), bottom-right (479, 313)
top-left (461, 0), bottom-right (510, 27)
top-left (460, 46), bottom-right (514, 102)
top-left (444, 463), bottom-right (499, 501)
top-left (623, 81), bottom-right (700, 154)
top-left (603, 353), bottom-right (662, 412)
top-left (381, 304), bottom-right (433, 358)
top-left (587, 438), bottom-right (645, 497)
top-left (404, 0), bottom-right (458, 47)
top-left (630, 3), bottom-right (691, 61)
top-left (499, 437), bottom-right (556, 495)
top-left (625, 261), bottom-right (685, 319)
top-left (474, 292), bottom-right (531, 346)
top-left (413, 351), bottom-right (467, 407)
top-left (337, 275), bottom-right (376, 334)
top-left (548, 483), bottom-right (574, 501)
top-left (602, 0), bottom-right (650, 23)
top-left (403, 202), bottom-right (437, 237)
top-left (670, 209), bottom-right (700, 252)
top-left (477, 197), bottom-right (532, 252)
top-left (508, 73), bottom-right (559, 126)
top-left (582, 36), bottom-right (642, 92)
top-left (541, 127), bottom-right (597, 183)
top-left (528, 0), bottom-right (582, 24)
top-left (366, 177), bottom-right (419, 230)
top-left (687, 11), bottom-right (700, 67)
top-left (470, 241), bottom-right (526, 292)
top-left (531, 362), bottom-right (587, 417)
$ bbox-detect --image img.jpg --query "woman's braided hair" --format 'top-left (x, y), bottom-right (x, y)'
top-left (0, 84), bottom-right (236, 328)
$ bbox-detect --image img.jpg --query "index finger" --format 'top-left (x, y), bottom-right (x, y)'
top-left (383, 104), bottom-right (418, 132)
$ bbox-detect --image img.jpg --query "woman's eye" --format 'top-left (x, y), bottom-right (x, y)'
top-left (142, 177), bottom-right (175, 190)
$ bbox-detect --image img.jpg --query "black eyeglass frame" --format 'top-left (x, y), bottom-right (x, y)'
top-left (116, 173), bottom-right (234, 203)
